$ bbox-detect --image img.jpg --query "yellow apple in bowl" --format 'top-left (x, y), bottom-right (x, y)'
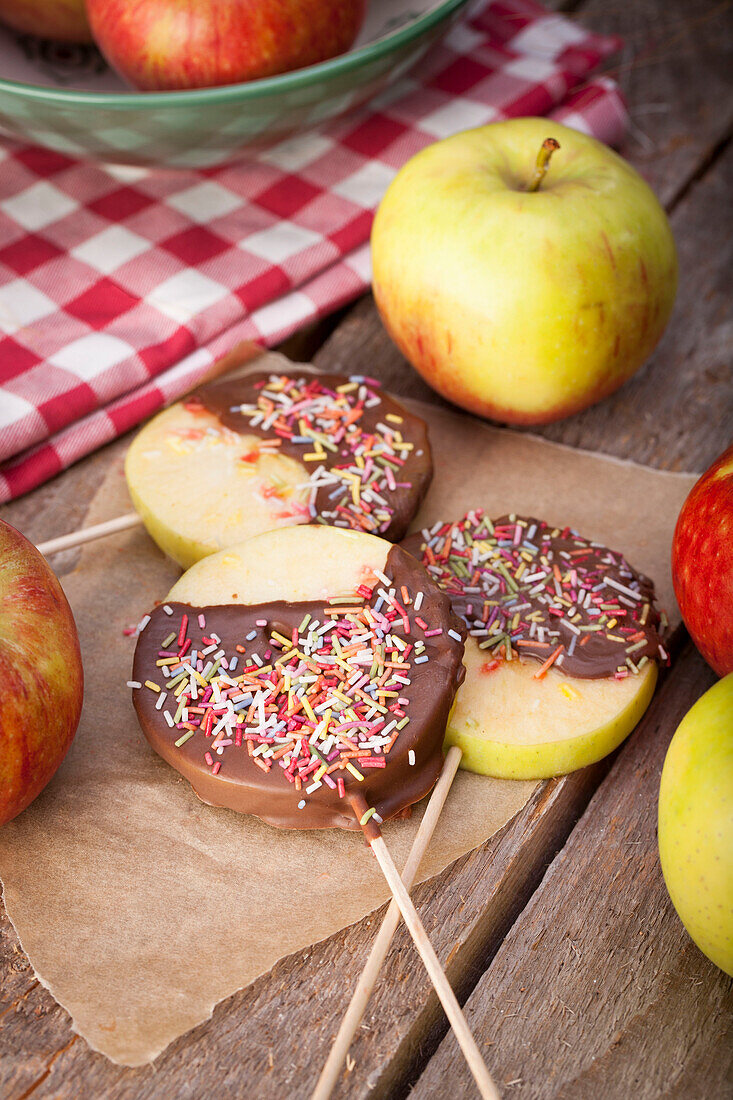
top-left (0, 0), bottom-right (92, 41)
top-left (0, 518), bottom-right (84, 825)
top-left (658, 674), bottom-right (733, 975)
top-left (372, 117), bottom-right (678, 425)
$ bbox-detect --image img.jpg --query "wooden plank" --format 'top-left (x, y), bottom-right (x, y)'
top-left (411, 642), bottom-right (733, 1099)
top-left (572, 0), bottom-right (733, 209)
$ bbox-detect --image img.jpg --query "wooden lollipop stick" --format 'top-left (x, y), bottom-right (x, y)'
top-left (349, 791), bottom-right (500, 1100)
top-left (37, 512), bottom-right (143, 557)
top-left (35, 341), bottom-right (267, 558)
top-left (312, 746), bottom-right (463, 1100)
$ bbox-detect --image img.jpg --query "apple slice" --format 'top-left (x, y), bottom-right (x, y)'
top-left (125, 403), bottom-right (311, 570)
top-left (446, 638), bottom-right (657, 779)
top-left (134, 526), bottom-right (466, 830)
top-left (126, 370), bottom-right (433, 569)
top-left (403, 511), bottom-right (665, 779)
top-left (167, 523), bottom-right (391, 606)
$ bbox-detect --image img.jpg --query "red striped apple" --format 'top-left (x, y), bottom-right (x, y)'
top-left (672, 444), bottom-right (733, 676)
top-left (0, 0), bottom-right (91, 40)
top-left (86, 0), bottom-right (366, 91)
top-left (372, 117), bottom-right (678, 425)
top-left (0, 519), bottom-right (83, 826)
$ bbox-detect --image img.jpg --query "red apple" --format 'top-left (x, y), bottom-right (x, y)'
top-left (86, 0), bottom-right (367, 91)
top-left (0, 0), bottom-right (92, 42)
top-left (0, 519), bottom-right (83, 826)
top-left (672, 444), bottom-right (733, 676)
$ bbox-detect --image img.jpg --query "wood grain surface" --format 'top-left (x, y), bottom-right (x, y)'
top-left (1, 0), bottom-right (731, 1097)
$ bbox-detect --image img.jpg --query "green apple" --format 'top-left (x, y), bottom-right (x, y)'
top-left (446, 638), bottom-right (657, 779)
top-left (658, 673), bottom-right (733, 975)
top-left (372, 117), bottom-right (677, 424)
top-left (125, 402), bottom-right (311, 570)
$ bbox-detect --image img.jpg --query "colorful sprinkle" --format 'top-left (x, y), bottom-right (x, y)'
top-left (226, 373), bottom-right (417, 536)
top-left (135, 563), bottom-right (463, 800)
top-left (409, 511), bottom-right (665, 680)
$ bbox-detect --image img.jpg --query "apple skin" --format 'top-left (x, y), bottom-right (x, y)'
top-left (372, 117), bottom-right (678, 425)
top-left (0, 0), bottom-right (92, 42)
top-left (658, 674), bottom-right (733, 976)
top-left (0, 519), bottom-right (83, 826)
top-left (672, 444), bottom-right (733, 676)
top-left (86, 0), bottom-right (366, 91)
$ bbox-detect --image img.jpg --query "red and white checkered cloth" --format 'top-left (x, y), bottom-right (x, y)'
top-left (0, 0), bottom-right (625, 503)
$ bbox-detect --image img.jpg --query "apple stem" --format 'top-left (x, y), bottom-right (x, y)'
top-left (527, 138), bottom-right (560, 192)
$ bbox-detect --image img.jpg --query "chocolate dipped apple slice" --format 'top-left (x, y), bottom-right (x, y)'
top-left (403, 512), bottom-right (667, 778)
top-left (131, 526), bottom-right (465, 830)
top-left (125, 370), bottom-right (432, 569)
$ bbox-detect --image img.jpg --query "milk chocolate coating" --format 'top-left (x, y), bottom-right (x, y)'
top-left (194, 371), bottom-right (432, 542)
top-left (403, 513), bottom-right (664, 680)
top-left (132, 546), bottom-right (465, 830)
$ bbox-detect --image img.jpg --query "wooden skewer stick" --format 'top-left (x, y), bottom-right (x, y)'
top-left (312, 746), bottom-right (463, 1100)
top-left (37, 512), bottom-right (143, 557)
top-left (35, 340), bottom-right (267, 558)
top-left (348, 789), bottom-right (500, 1100)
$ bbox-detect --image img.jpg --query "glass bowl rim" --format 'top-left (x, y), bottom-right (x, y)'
top-left (0, 0), bottom-right (469, 108)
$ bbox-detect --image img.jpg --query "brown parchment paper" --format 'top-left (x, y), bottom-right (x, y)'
top-left (0, 361), bottom-right (697, 1066)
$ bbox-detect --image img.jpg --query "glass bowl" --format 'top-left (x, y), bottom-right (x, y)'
top-left (0, 0), bottom-right (470, 168)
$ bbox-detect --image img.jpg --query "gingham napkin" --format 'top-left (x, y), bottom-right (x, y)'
top-left (0, 0), bottom-right (625, 503)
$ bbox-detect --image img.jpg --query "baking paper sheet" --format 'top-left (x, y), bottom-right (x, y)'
top-left (0, 354), bottom-right (696, 1065)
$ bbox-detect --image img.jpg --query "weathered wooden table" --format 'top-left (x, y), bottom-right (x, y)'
top-left (2, 1), bottom-right (732, 1096)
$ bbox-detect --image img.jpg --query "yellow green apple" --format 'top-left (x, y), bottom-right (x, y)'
top-left (658, 673), bottom-right (733, 975)
top-left (0, 0), bottom-right (92, 41)
top-left (0, 518), bottom-right (84, 825)
top-left (445, 639), bottom-right (657, 779)
top-left (372, 117), bottom-right (678, 424)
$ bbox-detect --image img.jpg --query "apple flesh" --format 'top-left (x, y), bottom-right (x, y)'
top-left (658, 673), bottom-right (733, 976)
top-left (672, 444), bottom-right (733, 676)
top-left (168, 524), bottom-right (391, 606)
top-left (372, 117), bottom-right (678, 425)
top-left (125, 401), bottom-right (313, 570)
top-left (86, 0), bottom-right (366, 91)
top-left (0, 519), bottom-right (83, 826)
top-left (445, 639), bottom-right (657, 778)
top-left (0, 0), bottom-right (91, 41)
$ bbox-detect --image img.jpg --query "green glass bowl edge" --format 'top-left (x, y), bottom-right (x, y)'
top-left (0, 0), bottom-right (471, 109)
